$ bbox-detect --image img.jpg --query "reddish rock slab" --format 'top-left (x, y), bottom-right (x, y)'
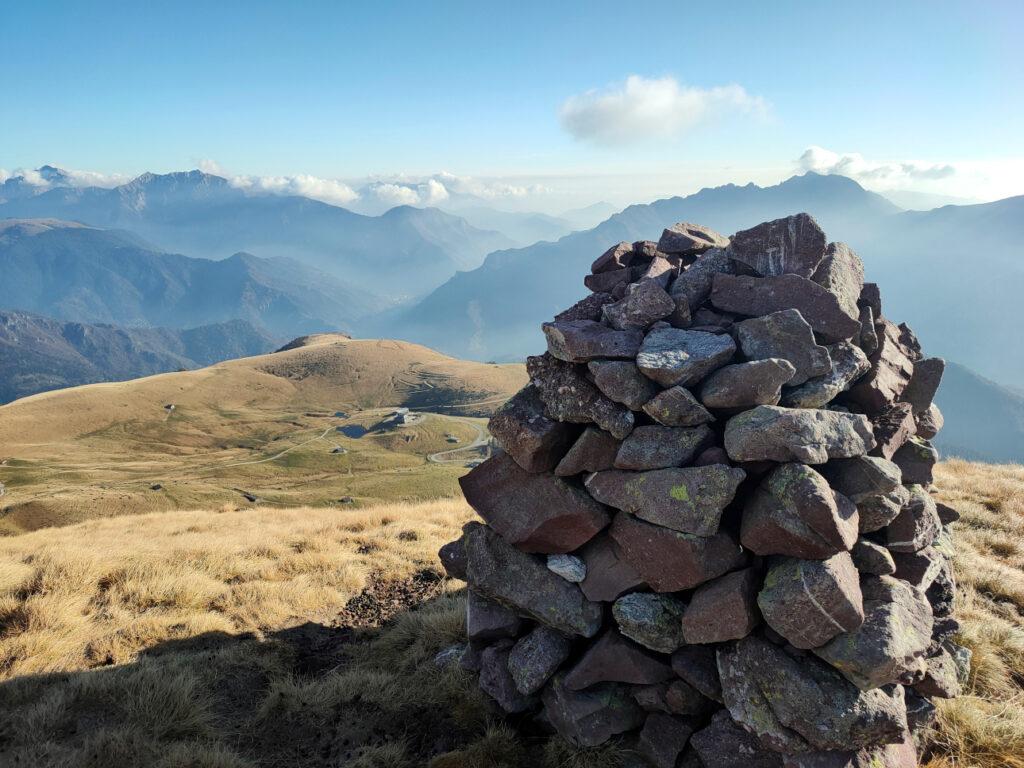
top-left (847, 319), bottom-right (916, 414)
top-left (757, 552), bottom-right (865, 649)
top-left (642, 385), bottom-right (715, 427)
top-left (915, 403), bottom-right (944, 440)
top-left (578, 533), bottom-right (646, 602)
top-left (565, 629), bottom-right (675, 690)
top-left (528, 353), bottom-right (634, 439)
top-left (588, 465), bottom-right (745, 536)
top-left (869, 401), bottom-right (917, 460)
top-left (741, 463), bottom-right (859, 559)
top-left (884, 484), bottom-right (941, 553)
top-left (781, 341), bottom-right (870, 408)
top-left (610, 512), bottom-right (746, 592)
top-left (671, 645), bottom-right (723, 702)
top-left (460, 453), bottom-right (610, 553)
top-left (671, 248), bottom-right (736, 309)
top-left (726, 213), bottom-right (827, 278)
top-left (613, 424), bottom-right (716, 470)
top-left (782, 735), bottom-right (918, 768)
top-left (601, 279), bottom-right (676, 330)
top-left (466, 590), bottom-right (522, 641)
top-left (584, 266), bottom-right (632, 293)
top-left (555, 292), bottom-right (615, 322)
top-left (681, 568), bottom-right (761, 644)
top-left (892, 436), bottom-right (938, 485)
top-left (811, 242), bottom-right (865, 320)
top-left (659, 222), bottom-right (729, 255)
top-left (901, 357), bottom-right (945, 413)
top-left (639, 713), bottom-right (695, 768)
top-left (588, 359), bottom-right (660, 410)
top-left (711, 273), bottom-right (861, 342)
top-left (691, 710), bottom-right (783, 768)
top-left (543, 319), bottom-right (643, 363)
top-left (541, 675), bottom-right (646, 747)
top-left (488, 384), bottom-right (579, 473)
top-left (591, 241), bottom-right (634, 274)
top-left (734, 308), bottom-right (833, 387)
top-left (700, 358), bottom-right (797, 410)
top-left (438, 535), bottom-right (467, 580)
top-left (554, 427), bottom-right (620, 477)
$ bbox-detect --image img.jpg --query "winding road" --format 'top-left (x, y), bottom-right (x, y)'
top-left (426, 418), bottom-right (489, 464)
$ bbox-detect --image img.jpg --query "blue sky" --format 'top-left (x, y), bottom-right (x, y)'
top-left (2, 0), bottom-right (1022, 209)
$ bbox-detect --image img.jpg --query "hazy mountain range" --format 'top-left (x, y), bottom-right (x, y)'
top-left (0, 309), bottom-right (276, 404)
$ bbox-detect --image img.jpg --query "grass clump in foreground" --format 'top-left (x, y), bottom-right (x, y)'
top-left (0, 461), bottom-right (1021, 767)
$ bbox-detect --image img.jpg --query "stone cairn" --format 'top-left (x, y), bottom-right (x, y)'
top-left (439, 214), bottom-right (965, 768)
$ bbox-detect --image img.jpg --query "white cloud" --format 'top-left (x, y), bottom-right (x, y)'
top-left (228, 173), bottom-right (359, 206)
top-left (1, 165), bottom-right (128, 190)
top-left (560, 75), bottom-right (769, 145)
top-left (797, 146), bottom-right (956, 186)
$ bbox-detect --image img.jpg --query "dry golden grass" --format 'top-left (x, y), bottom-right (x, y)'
top-left (0, 462), bottom-right (1021, 767)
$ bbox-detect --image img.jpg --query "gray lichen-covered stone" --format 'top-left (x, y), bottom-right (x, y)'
top-left (528, 353), bottom-right (635, 439)
top-left (781, 736), bottom-right (918, 768)
top-left (489, 384), bottom-right (579, 473)
top-left (724, 406), bottom-right (876, 464)
top-left (613, 424), bottom-right (715, 470)
top-left (892, 437), bottom-right (938, 486)
top-left (479, 642), bottom-right (536, 713)
top-left (758, 553), bottom-right (865, 649)
top-left (463, 522), bottom-right (603, 637)
top-left (710, 274), bottom-right (861, 342)
top-left (681, 568), bottom-right (761, 644)
top-left (636, 326), bottom-right (737, 387)
top-left (670, 247), bottom-right (736, 309)
top-left (658, 222), bottom-right (730, 255)
top-left (610, 513), bottom-right (746, 592)
top-left (547, 553), bottom-right (587, 583)
top-left (914, 403), bottom-right (944, 440)
top-left (541, 675), bottom-right (646, 747)
top-left (438, 536), bottom-right (468, 580)
top-left (820, 456), bottom-right (902, 502)
top-left (851, 539), bottom-right (897, 576)
top-left (691, 709), bottom-right (784, 768)
top-left (587, 465), bottom-right (746, 536)
top-left (700, 358), bottom-right (797, 409)
top-left (508, 625), bottom-right (572, 695)
top-left (602, 279), bottom-right (676, 330)
top-left (811, 242), bottom-right (865, 321)
top-left (554, 427), bottom-right (620, 477)
top-left (883, 485), bottom-right (941, 553)
top-left (565, 629), bottom-right (675, 690)
top-left (643, 385), bottom-right (715, 426)
top-left (578, 533), bottom-right (646, 602)
top-left (588, 360), bottom-right (661, 410)
top-left (914, 647), bottom-right (961, 699)
top-left (718, 636), bottom-right (909, 753)
top-left (815, 575), bottom-right (934, 691)
top-left (856, 484), bottom-right (911, 534)
top-left (460, 452), bottom-right (610, 553)
top-left (735, 309), bottom-right (833, 386)
top-left (467, 590), bottom-right (522, 641)
top-left (781, 342), bottom-right (870, 408)
top-left (612, 591), bottom-right (687, 653)
top-left (890, 546), bottom-right (943, 590)
top-left (727, 213), bottom-right (827, 278)
top-left (543, 319), bottom-right (643, 363)
top-left (741, 463), bottom-right (859, 559)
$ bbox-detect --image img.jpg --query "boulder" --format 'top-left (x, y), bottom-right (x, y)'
top-left (758, 553), bottom-right (865, 649)
top-left (914, 403), bottom-right (944, 440)
top-left (556, 292), bottom-right (615, 322)
top-left (710, 274), bottom-right (861, 342)
top-left (815, 575), bottom-right (934, 690)
top-left (543, 319), bottom-right (643, 363)
top-left (856, 485), bottom-right (911, 534)
top-left (462, 522), bottom-right (603, 637)
top-left (891, 547), bottom-right (944, 590)
top-left (639, 255), bottom-right (676, 287)
top-left (695, 446), bottom-right (730, 466)
top-left (869, 402), bottom-right (917, 460)
top-left (528, 353), bottom-right (634, 439)
top-left (659, 222), bottom-right (729, 255)
top-left (691, 710), bottom-right (784, 768)
top-left (700, 358), bottom-right (797, 409)
top-left (438, 536), bottom-right (467, 580)
top-left (892, 437), bottom-right (938, 486)
top-left (613, 591), bottom-right (687, 653)
top-left (724, 406), bottom-right (876, 464)
top-left (636, 326), bottom-right (737, 387)
top-left (810, 242), bottom-right (865, 320)
top-left (820, 456), bottom-right (902, 502)
top-left (541, 675), bottom-right (646, 747)
top-left (734, 309), bottom-right (833, 386)
top-left (614, 424), bottom-right (716, 470)
top-left (588, 465), bottom-right (746, 536)
top-left (554, 427), bottom-right (620, 477)
top-left (643, 386), bottom-right (715, 426)
top-left (914, 647), bottom-right (961, 699)
top-left (726, 213), bottom-right (828, 278)
top-left (565, 629), bottom-right (675, 690)
top-left (681, 568), bottom-right (761, 644)
top-left (479, 643), bottom-right (536, 713)
top-left (585, 266), bottom-right (632, 293)
top-left (460, 453), bottom-right (610, 553)
top-left (858, 305), bottom-right (879, 355)
top-left (671, 645), bottom-right (723, 702)
top-left (781, 342), bottom-right (870, 408)
top-left (741, 463), bottom-right (859, 559)
top-left (638, 713), bottom-right (695, 768)
top-left (718, 636), bottom-right (909, 752)
top-left (589, 360), bottom-right (661, 410)
top-left (847, 320), bottom-right (916, 414)
top-left (467, 590), bottom-right (522, 641)
top-left (578, 533), bottom-right (646, 602)
top-left (851, 539), bottom-right (897, 576)
top-left (883, 485), bottom-right (941, 553)
top-left (547, 553), bottom-right (587, 583)
top-left (671, 248), bottom-right (736, 309)
top-left (592, 241), bottom-right (634, 274)
top-left (610, 513), bottom-right (746, 592)
top-left (508, 626), bottom-right (572, 695)
top-left (901, 357), bottom-right (945, 413)
top-left (602, 279), bottom-right (676, 330)
top-left (782, 737), bottom-right (918, 768)
top-left (489, 385), bottom-right (579, 473)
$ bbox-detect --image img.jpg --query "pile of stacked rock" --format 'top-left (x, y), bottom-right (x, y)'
top-left (438, 214), bottom-right (965, 768)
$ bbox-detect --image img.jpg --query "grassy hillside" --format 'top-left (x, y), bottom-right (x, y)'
top-left (0, 335), bottom-right (526, 534)
top-left (0, 460), bottom-right (1020, 767)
